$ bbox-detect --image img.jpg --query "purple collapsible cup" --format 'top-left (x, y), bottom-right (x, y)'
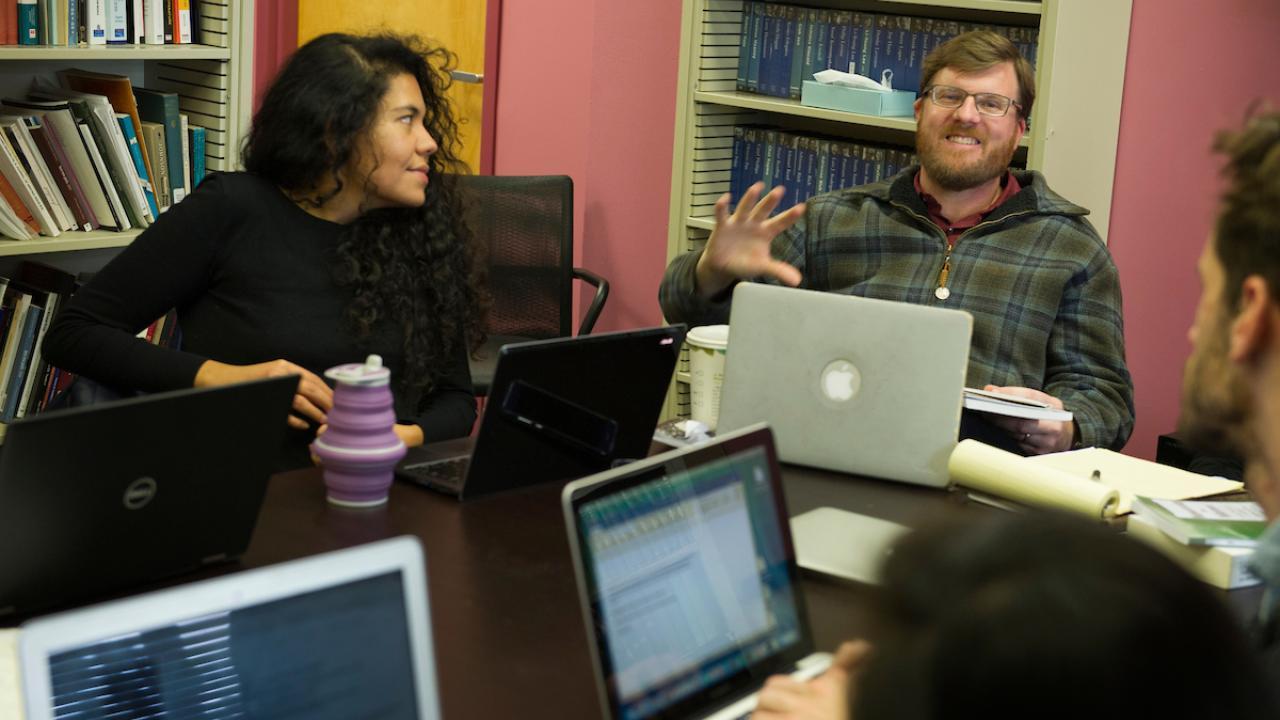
top-left (311, 355), bottom-right (407, 507)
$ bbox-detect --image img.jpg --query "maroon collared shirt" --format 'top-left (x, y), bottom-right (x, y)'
top-left (914, 171), bottom-right (1022, 248)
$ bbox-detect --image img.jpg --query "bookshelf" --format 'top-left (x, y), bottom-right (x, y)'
top-left (0, 44), bottom-right (232, 60)
top-left (0, 0), bottom-right (256, 260)
top-left (664, 0), bottom-right (1132, 418)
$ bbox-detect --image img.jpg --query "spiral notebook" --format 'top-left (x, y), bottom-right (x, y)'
top-left (948, 441), bottom-right (1245, 519)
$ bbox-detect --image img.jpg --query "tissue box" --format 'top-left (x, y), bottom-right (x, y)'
top-left (800, 81), bottom-right (916, 117)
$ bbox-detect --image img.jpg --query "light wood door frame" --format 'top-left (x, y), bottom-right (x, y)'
top-left (479, 0), bottom-right (501, 175)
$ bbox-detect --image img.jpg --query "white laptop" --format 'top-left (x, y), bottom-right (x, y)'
top-left (17, 536), bottom-right (440, 720)
top-left (718, 283), bottom-right (973, 487)
top-left (562, 424), bottom-right (831, 720)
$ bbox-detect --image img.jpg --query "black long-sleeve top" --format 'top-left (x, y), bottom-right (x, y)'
top-left (42, 172), bottom-right (476, 469)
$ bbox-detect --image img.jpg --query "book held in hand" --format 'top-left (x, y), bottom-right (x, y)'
top-left (1131, 495), bottom-right (1266, 548)
top-left (963, 387), bottom-right (1073, 422)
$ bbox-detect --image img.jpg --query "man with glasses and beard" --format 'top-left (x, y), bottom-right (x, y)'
top-left (1178, 110), bottom-right (1280, 680)
top-left (660, 31), bottom-right (1133, 455)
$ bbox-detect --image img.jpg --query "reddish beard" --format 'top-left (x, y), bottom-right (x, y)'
top-left (917, 124), bottom-right (1018, 191)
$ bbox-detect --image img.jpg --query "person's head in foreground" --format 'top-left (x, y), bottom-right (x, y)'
top-left (851, 512), bottom-right (1272, 720)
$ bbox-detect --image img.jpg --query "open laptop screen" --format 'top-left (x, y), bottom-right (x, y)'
top-left (35, 571), bottom-right (418, 719)
top-left (574, 443), bottom-right (807, 720)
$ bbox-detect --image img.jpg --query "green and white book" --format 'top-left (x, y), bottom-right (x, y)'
top-left (1131, 496), bottom-right (1267, 548)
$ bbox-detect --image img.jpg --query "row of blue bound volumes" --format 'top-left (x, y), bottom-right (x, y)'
top-left (737, 2), bottom-right (1039, 100)
top-left (729, 126), bottom-right (919, 210)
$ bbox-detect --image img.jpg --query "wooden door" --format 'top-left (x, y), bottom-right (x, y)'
top-left (297, 1), bottom-right (488, 173)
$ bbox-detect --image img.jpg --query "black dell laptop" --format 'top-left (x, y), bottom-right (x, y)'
top-left (0, 376), bottom-right (296, 619)
top-left (397, 325), bottom-right (686, 501)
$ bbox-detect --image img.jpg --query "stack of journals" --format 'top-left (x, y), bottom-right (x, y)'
top-left (1126, 497), bottom-right (1267, 590)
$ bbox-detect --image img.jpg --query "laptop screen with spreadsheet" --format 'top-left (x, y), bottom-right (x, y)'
top-left (565, 427), bottom-right (814, 720)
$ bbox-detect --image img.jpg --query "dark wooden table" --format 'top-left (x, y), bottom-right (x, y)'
top-left (239, 463), bottom-right (981, 720)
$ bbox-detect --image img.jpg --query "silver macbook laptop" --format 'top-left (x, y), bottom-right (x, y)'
top-left (563, 424), bottom-right (831, 720)
top-left (18, 536), bottom-right (440, 720)
top-left (718, 283), bottom-right (972, 487)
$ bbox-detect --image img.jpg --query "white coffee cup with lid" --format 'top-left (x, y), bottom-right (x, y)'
top-left (686, 324), bottom-right (729, 432)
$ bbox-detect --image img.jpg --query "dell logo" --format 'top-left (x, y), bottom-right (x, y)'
top-left (123, 477), bottom-right (157, 510)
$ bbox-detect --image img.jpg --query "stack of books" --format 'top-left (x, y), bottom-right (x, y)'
top-left (1127, 496), bottom-right (1267, 590)
top-left (0, 68), bottom-right (208, 242)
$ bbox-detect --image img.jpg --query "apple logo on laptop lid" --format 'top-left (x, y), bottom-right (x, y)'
top-left (820, 359), bottom-right (861, 404)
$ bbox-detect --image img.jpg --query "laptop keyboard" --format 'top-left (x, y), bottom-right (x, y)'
top-left (400, 456), bottom-right (469, 495)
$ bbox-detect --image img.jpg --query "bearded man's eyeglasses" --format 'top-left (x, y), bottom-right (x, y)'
top-left (923, 85), bottom-right (1022, 118)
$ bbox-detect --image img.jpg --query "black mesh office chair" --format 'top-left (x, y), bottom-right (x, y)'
top-left (457, 174), bottom-right (610, 396)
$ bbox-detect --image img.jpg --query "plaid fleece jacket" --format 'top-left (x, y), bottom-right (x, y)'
top-left (659, 168), bottom-right (1135, 450)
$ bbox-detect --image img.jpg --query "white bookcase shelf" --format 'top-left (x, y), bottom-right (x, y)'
top-left (880, 0), bottom-right (1042, 15)
top-left (0, 44), bottom-right (232, 61)
top-left (0, 1), bottom-right (255, 257)
top-left (0, 229), bottom-right (139, 256)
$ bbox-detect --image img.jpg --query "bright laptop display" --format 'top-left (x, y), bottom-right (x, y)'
top-left (0, 377), bottom-right (296, 618)
top-left (718, 283), bottom-right (973, 487)
top-left (19, 536), bottom-right (440, 720)
top-left (563, 425), bottom-right (827, 720)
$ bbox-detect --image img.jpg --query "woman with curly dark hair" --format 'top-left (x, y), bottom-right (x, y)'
top-left (43, 32), bottom-right (484, 469)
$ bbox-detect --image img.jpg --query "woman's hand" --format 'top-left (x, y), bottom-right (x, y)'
top-left (195, 358), bottom-right (333, 429)
top-left (393, 423), bottom-right (425, 448)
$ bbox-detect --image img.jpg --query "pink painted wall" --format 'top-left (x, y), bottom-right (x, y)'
top-left (1109, 0), bottom-right (1280, 458)
top-left (252, 1), bottom-right (298, 114)
top-left (491, 0), bottom-right (594, 275)
top-left (490, 0), bottom-right (681, 331)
